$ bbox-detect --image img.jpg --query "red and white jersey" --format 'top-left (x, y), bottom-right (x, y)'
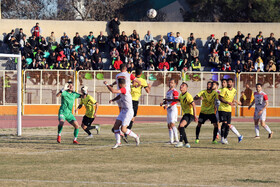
top-left (166, 88), bottom-right (179, 106)
top-left (116, 71), bottom-right (136, 92)
top-left (119, 87), bottom-right (133, 110)
top-left (254, 91), bottom-right (268, 109)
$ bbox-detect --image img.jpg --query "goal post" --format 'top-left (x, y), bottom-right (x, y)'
top-left (0, 53), bottom-right (22, 136)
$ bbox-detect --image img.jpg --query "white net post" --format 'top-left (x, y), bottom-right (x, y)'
top-left (0, 53), bottom-right (22, 136)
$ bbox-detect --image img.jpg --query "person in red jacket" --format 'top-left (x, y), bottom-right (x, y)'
top-left (158, 58), bottom-right (170, 71)
top-left (30, 23), bottom-right (42, 38)
top-left (222, 62), bottom-right (232, 72)
top-left (114, 56), bottom-right (123, 70)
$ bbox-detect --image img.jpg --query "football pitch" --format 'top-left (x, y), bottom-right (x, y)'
top-left (0, 121), bottom-right (279, 187)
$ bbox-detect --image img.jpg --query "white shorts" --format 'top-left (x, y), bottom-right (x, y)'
top-left (167, 106), bottom-right (178, 124)
top-left (254, 108), bottom-right (266, 121)
top-left (116, 108), bottom-right (134, 126)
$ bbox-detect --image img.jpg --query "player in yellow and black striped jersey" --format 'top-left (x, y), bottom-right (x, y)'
top-left (75, 86), bottom-right (100, 138)
top-left (194, 81), bottom-right (219, 144)
top-left (164, 82), bottom-right (197, 148)
top-left (218, 78), bottom-right (243, 144)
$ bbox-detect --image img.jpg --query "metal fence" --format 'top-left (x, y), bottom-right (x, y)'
top-left (1, 70), bottom-right (279, 108)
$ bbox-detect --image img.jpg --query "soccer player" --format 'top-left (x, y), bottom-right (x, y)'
top-left (104, 79), bottom-right (140, 149)
top-left (165, 82), bottom-right (198, 148)
top-left (56, 81), bottom-right (81, 144)
top-left (111, 64), bottom-right (141, 111)
top-left (75, 86), bottom-right (100, 138)
top-left (218, 78), bottom-right (243, 144)
top-left (194, 81), bottom-right (219, 144)
top-left (128, 68), bottom-right (151, 135)
top-left (248, 83), bottom-right (273, 139)
top-left (160, 78), bottom-right (179, 144)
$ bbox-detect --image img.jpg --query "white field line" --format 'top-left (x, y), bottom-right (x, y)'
top-left (0, 178), bottom-right (242, 187)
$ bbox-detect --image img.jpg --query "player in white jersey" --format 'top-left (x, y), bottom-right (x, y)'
top-left (248, 83), bottom-right (273, 139)
top-left (160, 78), bottom-right (179, 144)
top-left (111, 64), bottom-right (141, 111)
top-left (104, 78), bottom-right (140, 149)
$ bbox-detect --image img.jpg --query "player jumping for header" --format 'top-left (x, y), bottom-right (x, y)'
top-left (104, 79), bottom-right (140, 149)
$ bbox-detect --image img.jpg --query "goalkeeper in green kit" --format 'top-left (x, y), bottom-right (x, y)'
top-left (56, 81), bottom-right (81, 144)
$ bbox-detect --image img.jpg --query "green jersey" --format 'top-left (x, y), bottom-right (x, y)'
top-left (59, 91), bottom-right (81, 113)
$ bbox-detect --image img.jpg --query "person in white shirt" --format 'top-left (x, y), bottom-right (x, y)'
top-left (248, 83), bottom-right (273, 139)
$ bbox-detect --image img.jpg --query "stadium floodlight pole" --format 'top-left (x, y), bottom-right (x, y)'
top-left (0, 53), bottom-right (22, 136)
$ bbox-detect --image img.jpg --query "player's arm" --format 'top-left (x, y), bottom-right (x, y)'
top-left (233, 99), bottom-right (242, 106)
top-left (163, 98), bottom-right (180, 102)
top-left (168, 90), bottom-right (179, 109)
top-left (111, 81), bottom-right (117, 87)
top-left (94, 102), bottom-right (99, 118)
top-left (144, 83), bottom-right (151, 94)
top-left (75, 104), bottom-right (83, 113)
top-left (193, 95), bottom-right (201, 100)
top-left (191, 101), bottom-right (198, 122)
top-left (160, 100), bottom-right (167, 107)
top-left (219, 95), bottom-right (234, 106)
top-left (259, 97), bottom-right (268, 115)
top-left (104, 81), bottom-right (122, 94)
top-left (56, 88), bottom-right (64, 97)
top-left (109, 95), bottom-right (121, 103)
top-left (248, 99), bottom-right (255, 110)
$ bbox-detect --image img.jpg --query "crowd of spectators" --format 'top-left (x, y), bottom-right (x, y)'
top-left (2, 20), bottom-right (280, 73)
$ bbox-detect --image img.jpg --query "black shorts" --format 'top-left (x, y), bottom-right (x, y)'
top-left (133, 100), bottom-right (139, 117)
top-left (82, 115), bottom-right (95, 126)
top-left (198, 113), bottom-right (217, 124)
top-left (218, 111), bottom-right (232, 124)
top-left (180, 114), bottom-right (194, 128)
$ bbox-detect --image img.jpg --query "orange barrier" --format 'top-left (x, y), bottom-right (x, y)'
top-left (3, 105), bottom-right (278, 117)
top-left (239, 107), bottom-right (280, 117)
top-left (0, 106), bottom-right (17, 115)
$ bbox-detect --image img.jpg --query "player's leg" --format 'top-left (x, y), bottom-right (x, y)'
top-left (57, 120), bottom-right (64, 143)
top-left (175, 119), bottom-right (187, 148)
top-left (69, 120), bottom-right (80, 144)
top-left (254, 118), bottom-right (260, 138)
top-left (210, 114), bottom-right (219, 144)
top-left (195, 113), bottom-right (205, 143)
top-left (219, 111), bottom-right (227, 144)
top-left (175, 115), bottom-right (193, 148)
top-left (171, 107), bottom-right (179, 143)
top-left (227, 111), bottom-right (243, 142)
top-left (112, 120), bottom-right (122, 149)
top-left (127, 100), bottom-right (139, 130)
top-left (259, 109), bottom-right (273, 138)
top-left (121, 112), bottom-right (140, 146)
top-left (167, 109), bottom-right (174, 143)
top-left (216, 111), bottom-right (221, 139)
top-left (81, 116), bottom-right (93, 137)
top-left (57, 112), bottom-right (66, 143)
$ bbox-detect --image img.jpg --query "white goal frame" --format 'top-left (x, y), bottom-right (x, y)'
top-left (0, 53), bottom-right (22, 136)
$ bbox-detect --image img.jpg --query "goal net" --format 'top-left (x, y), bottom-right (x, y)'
top-left (0, 54), bottom-right (22, 136)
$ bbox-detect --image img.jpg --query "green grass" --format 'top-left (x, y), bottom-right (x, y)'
top-left (0, 122), bottom-right (279, 187)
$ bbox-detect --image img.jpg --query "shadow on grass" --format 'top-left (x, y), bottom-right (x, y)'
top-left (236, 178), bottom-right (277, 184)
top-left (191, 146), bottom-right (280, 152)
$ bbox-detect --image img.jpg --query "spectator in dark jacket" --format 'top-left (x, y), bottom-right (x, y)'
top-left (73, 32), bottom-right (81, 46)
top-left (16, 28), bottom-right (26, 42)
top-left (109, 16), bottom-right (120, 36)
top-left (234, 60), bottom-right (243, 73)
top-left (97, 31), bottom-right (107, 52)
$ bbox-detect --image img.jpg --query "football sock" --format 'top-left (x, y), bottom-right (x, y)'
top-left (169, 128), bottom-right (174, 142)
top-left (196, 126), bottom-right (201, 139)
top-left (224, 124), bottom-right (230, 139)
top-left (58, 125), bottom-right (63, 136)
top-left (74, 128), bottom-right (79, 140)
top-left (213, 127), bottom-right (218, 141)
top-left (125, 129), bottom-right (138, 139)
top-left (114, 130), bottom-right (121, 144)
top-left (179, 127), bottom-right (188, 144)
top-left (172, 126), bottom-right (179, 142)
top-left (255, 125), bottom-right (260, 136)
top-left (84, 128), bottom-right (91, 135)
top-left (263, 125), bottom-right (272, 134)
top-left (221, 123), bottom-right (226, 138)
top-left (230, 125), bottom-right (241, 137)
top-left (128, 121), bottom-right (134, 130)
top-left (87, 126), bottom-right (96, 130)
